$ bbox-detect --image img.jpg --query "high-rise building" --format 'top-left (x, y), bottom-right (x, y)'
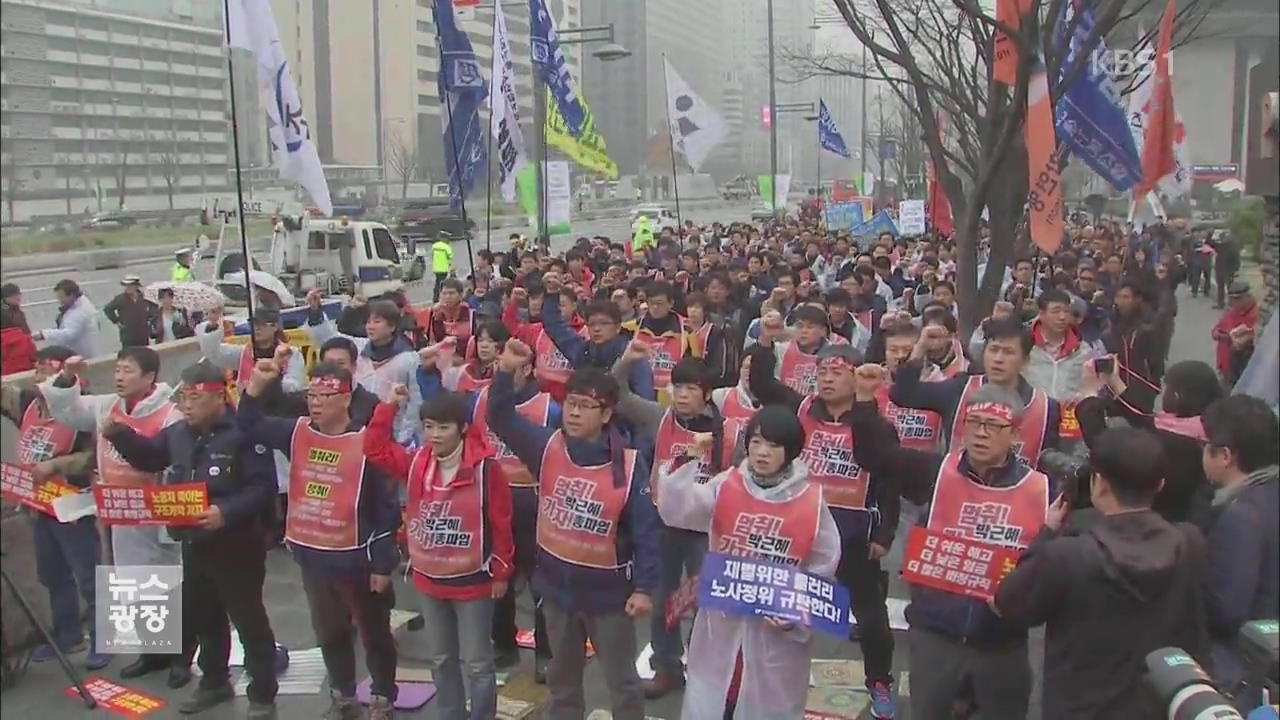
top-left (264, 0), bottom-right (581, 194)
top-left (1, 0), bottom-right (233, 219)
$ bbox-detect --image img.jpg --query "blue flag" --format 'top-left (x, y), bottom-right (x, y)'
top-left (818, 99), bottom-right (851, 158)
top-left (1053, 0), bottom-right (1141, 192)
top-left (433, 0), bottom-right (489, 212)
top-left (849, 210), bottom-right (900, 248)
top-left (530, 0), bottom-right (586, 138)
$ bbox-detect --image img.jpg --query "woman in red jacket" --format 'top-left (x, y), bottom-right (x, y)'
top-left (1, 283), bottom-right (36, 375)
top-left (364, 387), bottom-right (514, 720)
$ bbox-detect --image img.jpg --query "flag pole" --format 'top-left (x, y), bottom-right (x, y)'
top-left (661, 55), bottom-right (684, 246)
top-left (483, 9), bottom-right (496, 254)
top-left (441, 88), bottom-right (478, 285)
top-left (223, 0), bottom-right (255, 322)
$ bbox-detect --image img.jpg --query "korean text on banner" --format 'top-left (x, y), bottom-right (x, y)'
top-left (697, 552), bottom-right (852, 637)
top-left (898, 200), bottom-right (927, 235)
top-left (544, 161), bottom-right (572, 236)
top-left (993, 0), bottom-right (1032, 86)
top-left (1026, 59), bottom-right (1064, 254)
top-left (1, 461), bottom-right (78, 517)
top-left (93, 482), bottom-right (209, 526)
top-left (488, 0), bottom-right (529, 203)
top-left (824, 202), bottom-right (865, 233)
top-left (900, 525), bottom-right (1022, 600)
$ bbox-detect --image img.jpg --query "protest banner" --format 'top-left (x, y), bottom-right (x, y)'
top-left (665, 573), bottom-right (699, 631)
top-left (900, 525), bottom-right (1022, 600)
top-left (92, 482), bottom-right (209, 526)
top-left (64, 677), bottom-right (166, 718)
top-left (1, 461), bottom-right (79, 517)
top-left (697, 553), bottom-right (851, 637)
top-left (823, 202), bottom-right (865, 233)
top-left (897, 200), bottom-right (926, 235)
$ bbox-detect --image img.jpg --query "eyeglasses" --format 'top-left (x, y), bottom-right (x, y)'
top-left (563, 397), bottom-right (605, 411)
top-left (964, 417), bottom-right (1012, 435)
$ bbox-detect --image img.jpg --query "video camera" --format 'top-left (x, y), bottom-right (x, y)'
top-left (1145, 620), bottom-right (1279, 718)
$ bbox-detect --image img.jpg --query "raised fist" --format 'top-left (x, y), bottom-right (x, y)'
top-left (389, 383), bottom-right (411, 406)
top-left (272, 343), bottom-right (293, 367)
top-left (306, 288), bottom-right (323, 309)
top-left (499, 338), bottom-right (533, 373)
top-left (542, 271), bottom-right (563, 294)
top-left (61, 355), bottom-right (86, 380)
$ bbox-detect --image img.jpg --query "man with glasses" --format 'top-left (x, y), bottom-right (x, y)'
top-left (539, 271), bottom-right (656, 400)
top-left (103, 361), bottom-right (280, 718)
top-left (891, 383), bottom-right (1056, 719)
top-left (237, 360), bottom-right (402, 720)
top-left (486, 340), bottom-right (660, 720)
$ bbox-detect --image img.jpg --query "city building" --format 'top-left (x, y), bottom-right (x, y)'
top-left (1, 0), bottom-right (233, 220)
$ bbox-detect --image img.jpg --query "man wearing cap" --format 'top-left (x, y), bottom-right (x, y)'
top-left (103, 275), bottom-right (157, 348)
top-left (102, 361), bottom-right (279, 718)
top-left (1211, 280), bottom-right (1259, 385)
top-left (487, 341), bottom-right (660, 720)
top-left (746, 341), bottom-right (904, 718)
top-left (172, 248), bottom-right (195, 283)
top-left (892, 383), bottom-right (1056, 719)
top-left (238, 359), bottom-right (402, 720)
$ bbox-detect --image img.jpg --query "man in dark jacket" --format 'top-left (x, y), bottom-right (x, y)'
top-left (103, 275), bottom-right (156, 347)
top-left (540, 271), bottom-right (655, 399)
top-left (104, 361), bottom-right (279, 718)
top-left (1200, 395), bottom-right (1280, 697)
top-left (993, 427), bottom-right (1210, 720)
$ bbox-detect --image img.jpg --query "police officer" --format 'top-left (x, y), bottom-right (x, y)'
top-left (172, 248), bottom-right (195, 282)
top-left (104, 361), bottom-right (280, 719)
top-left (432, 236), bottom-right (454, 302)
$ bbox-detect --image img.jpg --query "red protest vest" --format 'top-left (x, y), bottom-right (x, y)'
top-left (926, 451), bottom-right (1049, 550)
top-left (534, 328), bottom-right (578, 388)
top-left (633, 325), bottom-right (684, 390)
top-left (875, 386), bottom-right (944, 452)
top-left (454, 363), bottom-right (492, 393)
top-left (427, 303), bottom-right (473, 346)
top-left (97, 399), bottom-right (177, 487)
top-left (778, 341), bottom-right (819, 396)
top-left (797, 396), bottom-right (870, 511)
top-left (717, 386), bottom-right (758, 424)
top-left (536, 431), bottom-right (635, 569)
top-left (949, 376), bottom-right (1050, 467)
top-left (404, 449), bottom-right (488, 582)
top-left (18, 401), bottom-right (77, 466)
top-left (286, 419), bottom-right (366, 551)
top-left (687, 323), bottom-right (714, 360)
top-left (471, 387), bottom-right (552, 488)
top-left (710, 468), bottom-right (821, 566)
top-left (651, 411), bottom-right (741, 506)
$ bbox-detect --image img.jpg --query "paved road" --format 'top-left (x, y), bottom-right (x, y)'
top-left (4, 203), bottom-right (755, 353)
top-left (0, 266), bottom-right (1230, 719)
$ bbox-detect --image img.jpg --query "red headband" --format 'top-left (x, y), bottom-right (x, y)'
top-left (566, 389), bottom-right (614, 408)
top-left (181, 381), bottom-right (226, 394)
top-left (310, 375), bottom-right (352, 394)
top-left (817, 356), bottom-right (856, 373)
top-left (967, 402), bottom-right (1015, 424)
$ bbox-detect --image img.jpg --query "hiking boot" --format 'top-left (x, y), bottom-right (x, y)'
top-left (368, 694), bottom-right (396, 720)
top-left (321, 691), bottom-right (361, 720)
top-left (178, 683), bottom-right (235, 714)
top-left (642, 669), bottom-right (685, 699)
top-left (868, 678), bottom-right (896, 718)
top-left (246, 701), bottom-right (278, 720)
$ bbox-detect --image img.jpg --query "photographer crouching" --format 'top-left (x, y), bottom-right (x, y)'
top-left (992, 426), bottom-right (1211, 719)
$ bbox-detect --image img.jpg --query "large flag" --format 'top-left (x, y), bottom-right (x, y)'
top-left (433, 0), bottom-right (488, 212)
top-left (663, 59), bottom-right (727, 172)
top-left (225, 0), bottom-right (332, 215)
top-left (545, 89), bottom-right (618, 178)
top-left (993, 0), bottom-right (1032, 85)
top-left (1053, 0), bottom-right (1141, 192)
top-left (530, 0), bottom-right (585, 138)
top-left (488, 0), bottom-right (528, 203)
top-left (817, 99), bottom-right (851, 158)
top-left (1026, 57), bottom-right (1064, 254)
top-left (927, 116), bottom-right (954, 236)
top-left (1133, 0), bottom-right (1190, 198)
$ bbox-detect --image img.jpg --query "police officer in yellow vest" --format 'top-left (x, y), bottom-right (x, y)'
top-left (431, 237), bottom-right (453, 302)
top-left (172, 248), bottom-right (194, 283)
top-left (632, 215), bottom-right (655, 255)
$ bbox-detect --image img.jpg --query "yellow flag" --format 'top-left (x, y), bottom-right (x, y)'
top-left (545, 88), bottom-right (619, 178)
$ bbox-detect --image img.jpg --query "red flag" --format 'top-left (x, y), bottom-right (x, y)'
top-left (1025, 62), bottom-right (1063, 254)
top-left (1136, 0), bottom-right (1178, 196)
top-left (927, 116), bottom-right (954, 236)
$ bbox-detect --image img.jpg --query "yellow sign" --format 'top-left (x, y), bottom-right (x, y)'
top-left (545, 88), bottom-right (618, 178)
top-left (307, 448), bottom-right (341, 466)
top-left (304, 481), bottom-right (331, 499)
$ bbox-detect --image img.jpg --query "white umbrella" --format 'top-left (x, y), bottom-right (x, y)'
top-left (1214, 178), bottom-right (1245, 193)
top-left (221, 270), bottom-right (296, 308)
top-left (143, 281), bottom-right (227, 311)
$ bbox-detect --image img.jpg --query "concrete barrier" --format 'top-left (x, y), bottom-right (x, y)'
top-left (78, 248), bottom-right (126, 271)
top-left (0, 337), bottom-right (204, 654)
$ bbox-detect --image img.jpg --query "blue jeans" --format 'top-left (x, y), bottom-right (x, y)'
top-left (32, 513), bottom-right (100, 648)
top-left (649, 528), bottom-right (707, 675)
top-left (420, 595), bottom-right (496, 720)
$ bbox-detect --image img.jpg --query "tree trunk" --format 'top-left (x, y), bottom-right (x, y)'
top-left (401, 175), bottom-right (409, 200)
top-left (167, 183), bottom-right (174, 210)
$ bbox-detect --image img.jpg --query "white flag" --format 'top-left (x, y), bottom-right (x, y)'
top-left (663, 59), bottom-right (727, 172)
top-left (226, 0), bottom-right (333, 216)
top-left (488, 0), bottom-right (529, 204)
top-left (1127, 52), bottom-right (1191, 200)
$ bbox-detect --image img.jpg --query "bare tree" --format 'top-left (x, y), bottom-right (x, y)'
top-left (158, 149), bottom-right (180, 210)
top-left (115, 144), bottom-right (129, 210)
top-left (783, 0), bottom-right (1216, 336)
top-left (2, 160), bottom-right (19, 224)
top-left (386, 129), bottom-right (420, 200)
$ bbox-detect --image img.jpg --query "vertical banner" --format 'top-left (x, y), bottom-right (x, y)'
top-left (544, 161), bottom-right (572, 236)
top-left (515, 163), bottom-right (539, 230)
top-left (757, 175), bottom-right (773, 212)
top-left (1026, 59), bottom-right (1064, 254)
top-left (992, 0), bottom-right (1032, 86)
top-left (488, 0), bottom-right (529, 203)
top-left (898, 199), bottom-right (927, 235)
top-left (775, 174), bottom-right (792, 212)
